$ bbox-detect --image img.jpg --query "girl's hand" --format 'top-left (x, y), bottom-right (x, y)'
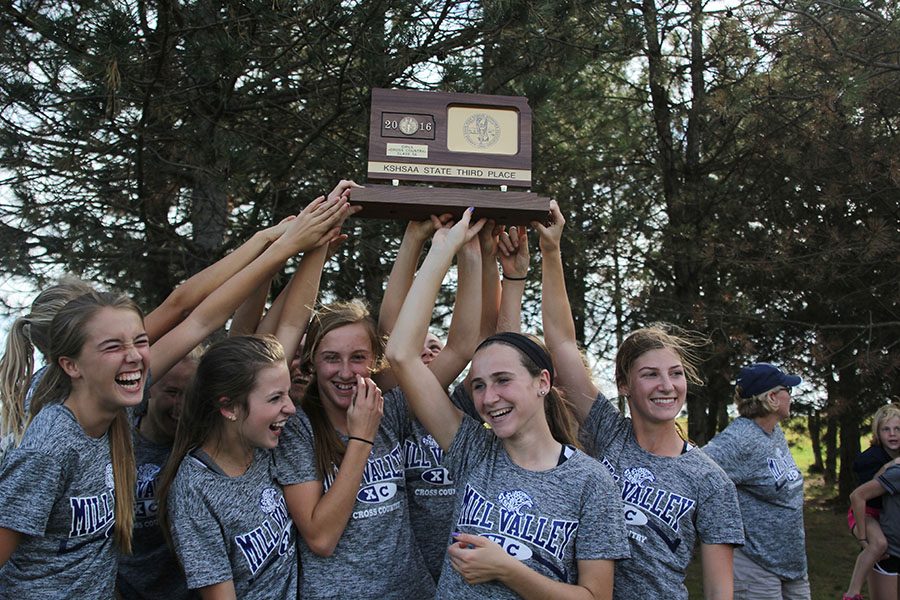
top-left (532, 200), bottom-right (565, 253)
top-left (430, 209), bottom-right (487, 256)
top-left (447, 532), bottom-right (515, 585)
top-left (407, 214), bottom-right (452, 243)
top-left (327, 179), bottom-right (363, 203)
top-left (346, 376), bottom-right (383, 442)
top-left (498, 225), bottom-right (529, 279)
top-left (282, 194), bottom-right (357, 252)
top-left (478, 220), bottom-right (502, 259)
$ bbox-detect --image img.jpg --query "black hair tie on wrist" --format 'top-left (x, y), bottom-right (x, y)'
top-left (502, 273), bottom-right (527, 281)
top-left (348, 436), bottom-right (374, 446)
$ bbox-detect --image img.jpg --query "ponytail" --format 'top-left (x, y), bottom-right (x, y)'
top-left (0, 317), bottom-right (36, 442)
top-left (1, 277), bottom-right (95, 442)
top-left (110, 410), bottom-right (136, 553)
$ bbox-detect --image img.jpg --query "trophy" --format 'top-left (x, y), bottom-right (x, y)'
top-left (351, 88), bottom-right (549, 224)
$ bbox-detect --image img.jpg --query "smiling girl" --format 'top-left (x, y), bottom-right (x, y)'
top-left (0, 291), bottom-right (147, 596)
top-left (274, 300), bottom-right (435, 599)
top-left (157, 335), bottom-right (298, 599)
top-left (538, 201), bottom-right (744, 600)
top-left (386, 210), bottom-right (630, 600)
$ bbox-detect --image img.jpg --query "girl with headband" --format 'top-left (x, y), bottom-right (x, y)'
top-left (386, 209), bottom-right (629, 599)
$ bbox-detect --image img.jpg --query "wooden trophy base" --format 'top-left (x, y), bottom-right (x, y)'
top-left (350, 185), bottom-right (550, 225)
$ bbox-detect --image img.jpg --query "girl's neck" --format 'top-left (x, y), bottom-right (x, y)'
top-left (64, 389), bottom-right (117, 438)
top-left (632, 418), bottom-right (684, 457)
top-left (201, 428), bottom-right (254, 477)
top-left (322, 398), bottom-right (349, 435)
top-left (503, 421), bottom-right (563, 472)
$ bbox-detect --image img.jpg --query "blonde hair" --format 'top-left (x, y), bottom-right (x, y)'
top-left (0, 277), bottom-right (94, 443)
top-left (615, 325), bottom-right (704, 388)
top-left (872, 404), bottom-right (900, 446)
top-left (29, 290), bottom-right (139, 554)
top-left (735, 387), bottom-right (781, 418)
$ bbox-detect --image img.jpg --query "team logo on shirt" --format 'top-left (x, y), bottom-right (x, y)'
top-left (456, 484), bottom-right (579, 574)
top-left (134, 463), bottom-right (161, 522)
top-left (405, 434), bottom-right (453, 487)
top-left (355, 443), bottom-right (404, 504)
top-left (768, 448), bottom-right (801, 491)
top-left (600, 460), bottom-right (696, 552)
top-left (234, 488), bottom-right (295, 576)
top-left (66, 461), bottom-right (116, 543)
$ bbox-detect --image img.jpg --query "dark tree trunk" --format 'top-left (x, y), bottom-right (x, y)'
top-left (824, 413), bottom-right (838, 484)
top-left (808, 411), bottom-right (824, 473)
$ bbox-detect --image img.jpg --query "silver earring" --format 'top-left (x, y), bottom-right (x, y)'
top-left (227, 414), bottom-right (237, 422)
top-left (539, 390), bottom-right (546, 396)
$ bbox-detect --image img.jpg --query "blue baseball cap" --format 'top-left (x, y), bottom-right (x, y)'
top-left (735, 363), bottom-right (801, 398)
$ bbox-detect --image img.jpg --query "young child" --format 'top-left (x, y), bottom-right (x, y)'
top-left (843, 404), bottom-right (900, 600)
top-left (157, 335), bottom-right (299, 599)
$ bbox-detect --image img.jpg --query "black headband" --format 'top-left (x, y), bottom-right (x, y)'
top-left (477, 332), bottom-right (554, 387)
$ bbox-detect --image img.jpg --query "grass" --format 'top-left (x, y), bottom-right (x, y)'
top-left (684, 419), bottom-right (861, 599)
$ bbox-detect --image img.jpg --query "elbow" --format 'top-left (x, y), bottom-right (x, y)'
top-left (304, 534), bottom-right (338, 557)
top-left (384, 339), bottom-right (412, 368)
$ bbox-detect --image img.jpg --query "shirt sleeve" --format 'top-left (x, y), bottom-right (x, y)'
top-left (169, 462), bottom-right (233, 589)
top-left (273, 412), bottom-right (320, 486)
top-left (579, 394), bottom-right (627, 456)
top-left (0, 448), bottom-right (64, 536)
top-left (878, 464), bottom-right (900, 495)
top-left (380, 387), bottom-right (411, 441)
top-left (695, 461), bottom-right (745, 547)
top-left (702, 427), bottom-right (746, 484)
top-left (444, 415), bottom-right (494, 483)
top-left (575, 469), bottom-right (631, 561)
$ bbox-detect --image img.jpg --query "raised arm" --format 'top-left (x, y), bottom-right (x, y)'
top-left (497, 225), bottom-right (529, 333)
top-left (143, 215), bottom-right (293, 343)
top-left (269, 244), bottom-right (328, 361)
top-left (477, 222), bottom-right (502, 340)
top-left (377, 217), bottom-right (447, 337)
top-left (228, 280), bottom-right (272, 337)
top-left (385, 210), bottom-right (485, 451)
top-left (427, 234), bottom-right (482, 389)
top-left (535, 201), bottom-right (598, 424)
top-left (283, 376), bottom-right (382, 556)
top-left (149, 195), bottom-right (355, 381)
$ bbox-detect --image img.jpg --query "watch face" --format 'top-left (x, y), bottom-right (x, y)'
top-left (399, 116), bottom-right (419, 136)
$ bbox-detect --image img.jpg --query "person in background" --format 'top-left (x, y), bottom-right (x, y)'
top-left (704, 362), bottom-right (810, 600)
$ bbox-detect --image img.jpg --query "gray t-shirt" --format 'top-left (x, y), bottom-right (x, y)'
top-left (168, 448), bottom-right (297, 599)
top-left (704, 416), bottom-right (807, 580)
top-left (117, 429), bottom-right (192, 600)
top-left (0, 403), bottom-right (118, 599)
top-left (581, 395), bottom-right (744, 600)
top-left (437, 416), bottom-right (630, 599)
top-left (877, 464), bottom-right (900, 558)
top-left (274, 388), bottom-right (434, 599)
